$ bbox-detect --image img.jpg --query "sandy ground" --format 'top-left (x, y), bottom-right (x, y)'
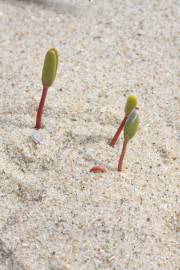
top-left (0, 0), bottom-right (179, 269)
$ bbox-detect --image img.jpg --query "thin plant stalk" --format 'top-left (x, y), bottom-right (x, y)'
top-left (117, 109), bottom-right (139, 172)
top-left (118, 138), bottom-right (128, 171)
top-left (109, 116), bottom-right (127, 147)
top-left (35, 85), bottom-right (48, 129)
top-left (109, 96), bottom-right (137, 147)
top-left (35, 48), bottom-right (58, 129)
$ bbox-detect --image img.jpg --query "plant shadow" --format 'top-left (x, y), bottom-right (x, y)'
top-left (7, 0), bottom-right (80, 16)
top-left (78, 134), bottom-right (110, 146)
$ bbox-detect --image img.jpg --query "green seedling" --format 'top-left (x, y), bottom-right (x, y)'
top-left (35, 48), bottom-right (58, 129)
top-left (118, 109), bottom-right (139, 172)
top-left (109, 95), bottom-right (138, 147)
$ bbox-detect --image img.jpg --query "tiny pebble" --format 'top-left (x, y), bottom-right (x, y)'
top-left (32, 132), bottom-right (43, 144)
top-left (21, 152), bottom-right (34, 163)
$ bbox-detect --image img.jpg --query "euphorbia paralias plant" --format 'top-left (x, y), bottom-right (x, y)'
top-left (109, 95), bottom-right (138, 147)
top-left (35, 48), bottom-right (58, 129)
top-left (90, 164), bottom-right (108, 173)
top-left (118, 109), bottom-right (139, 172)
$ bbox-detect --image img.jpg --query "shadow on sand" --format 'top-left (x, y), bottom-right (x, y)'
top-left (6, 0), bottom-right (80, 16)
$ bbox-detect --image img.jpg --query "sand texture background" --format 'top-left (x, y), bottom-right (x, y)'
top-left (0, 0), bottom-right (179, 269)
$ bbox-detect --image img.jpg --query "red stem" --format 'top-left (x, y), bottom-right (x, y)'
top-left (118, 139), bottom-right (128, 172)
top-left (109, 116), bottom-right (127, 147)
top-left (35, 85), bottom-right (48, 129)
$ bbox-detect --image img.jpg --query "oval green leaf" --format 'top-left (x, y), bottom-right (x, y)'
top-left (124, 95), bottom-right (138, 116)
top-left (42, 48), bottom-right (58, 87)
top-left (124, 109), bottom-right (140, 140)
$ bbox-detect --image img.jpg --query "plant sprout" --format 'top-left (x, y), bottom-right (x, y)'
top-left (118, 109), bottom-right (139, 171)
top-left (90, 164), bottom-right (108, 173)
top-left (109, 95), bottom-right (138, 147)
top-left (35, 48), bottom-right (58, 129)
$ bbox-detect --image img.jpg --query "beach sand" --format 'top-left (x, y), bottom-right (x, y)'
top-left (0, 0), bottom-right (179, 269)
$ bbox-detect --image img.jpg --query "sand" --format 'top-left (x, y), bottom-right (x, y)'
top-left (0, 0), bottom-right (179, 269)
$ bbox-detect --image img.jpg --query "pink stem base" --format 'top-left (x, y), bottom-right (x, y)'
top-left (35, 86), bottom-right (48, 129)
top-left (109, 116), bottom-right (127, 147)
top-left (118, 139), bottom-right (128, 172)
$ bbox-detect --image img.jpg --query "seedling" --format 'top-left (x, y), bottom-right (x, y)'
top-left (118, 109), bottom-right (139, 172)
top-left (90, 165), bottom-right (108, 173)
top-left (109, 95), bottom-right (137, 147)
top-left (35, 48), bottom-right (58, 129)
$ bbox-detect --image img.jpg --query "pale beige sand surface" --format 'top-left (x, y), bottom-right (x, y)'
top-left (0, 0), bottom-right (179, 269)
